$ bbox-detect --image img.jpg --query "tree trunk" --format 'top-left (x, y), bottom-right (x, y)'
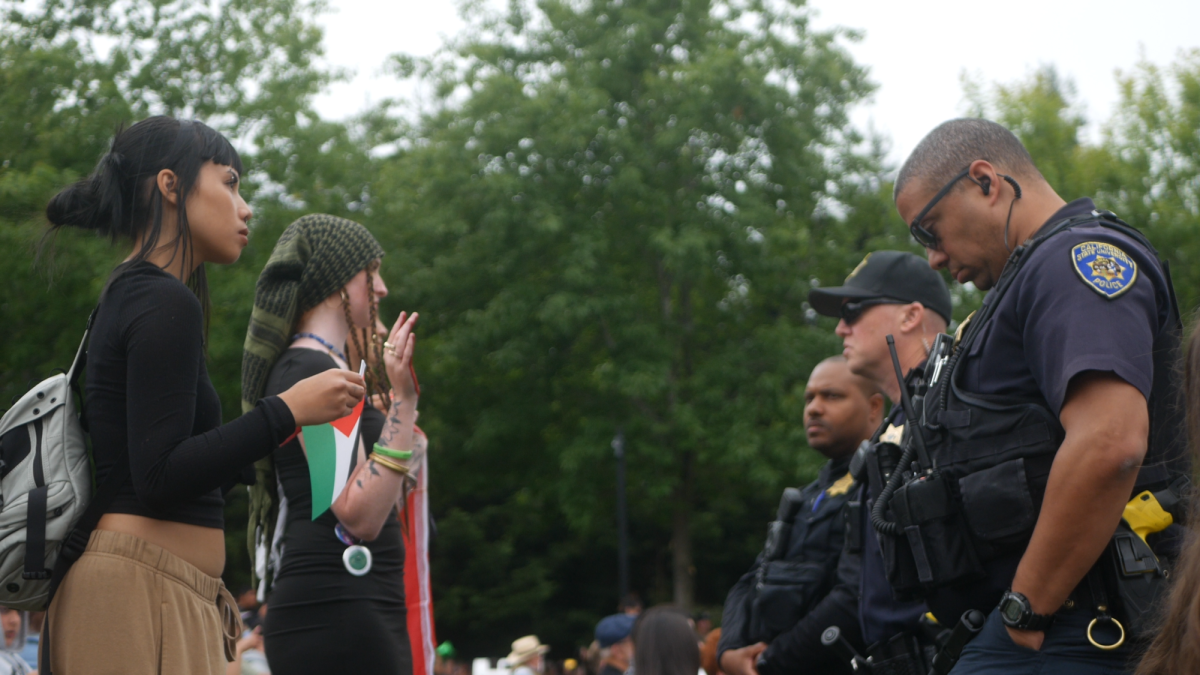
top-left (672, 449), bottom-right (695, 610)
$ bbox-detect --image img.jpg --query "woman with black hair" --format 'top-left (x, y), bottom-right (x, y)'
top-left (634, 607), bottom-right (703, 675)
top-left (242, 214), bottom-right (421, 674)
top-left (41, 116), bottom-right (365, 674)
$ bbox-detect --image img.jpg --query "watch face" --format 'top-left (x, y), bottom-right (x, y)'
top-left (1001, 598), bottom-right (1023, 623)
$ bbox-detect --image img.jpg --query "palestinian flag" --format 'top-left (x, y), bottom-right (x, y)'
top-left (302, 398), bottom-right (365, 519)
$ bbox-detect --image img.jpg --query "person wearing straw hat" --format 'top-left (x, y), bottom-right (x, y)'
top-left (508, 636), bottom-right (550, 675)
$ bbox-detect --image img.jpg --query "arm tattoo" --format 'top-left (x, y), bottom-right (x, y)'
top-left (368, 461), bottom-right (381, 477)
top-left (356, 479), bottom-right (364, 489)
top-left (377, 398), bottom-right (414, 452)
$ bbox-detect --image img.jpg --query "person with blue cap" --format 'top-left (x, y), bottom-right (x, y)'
top-left (595, 614), bottom-right (636, 675)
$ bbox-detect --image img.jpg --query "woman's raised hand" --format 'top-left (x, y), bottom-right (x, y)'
top-left (383, 311), bottom-right (419, 400)
top-left (278, 369), bottom-right (366, 427)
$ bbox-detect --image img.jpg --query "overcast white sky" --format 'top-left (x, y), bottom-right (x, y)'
top-left (312, 0), bottom-right (1199, 167)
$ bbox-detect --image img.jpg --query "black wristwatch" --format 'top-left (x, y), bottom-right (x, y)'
top-left (998, 590), bottom-right (1055, 631)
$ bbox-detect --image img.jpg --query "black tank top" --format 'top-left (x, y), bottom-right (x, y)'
top-left (264, 348), bottom-right (404, 585)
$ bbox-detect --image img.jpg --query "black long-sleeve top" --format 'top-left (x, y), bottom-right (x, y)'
top-left (718, 458), bottom-right (864, 675)
top-left (86, 263), bottom-right (296, 528)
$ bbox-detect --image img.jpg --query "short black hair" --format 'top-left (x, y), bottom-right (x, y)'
top-left (815, 355), bottom-right (881, 399)
top-left (894, 118), bottom-right (1040, 201)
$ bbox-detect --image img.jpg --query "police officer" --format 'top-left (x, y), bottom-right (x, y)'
top-left (809, 251), bottom-right (952, 669)
top-left (888, 118), bottom-right (1188, 673)
top-left (718, 356), bottom-right (882, 675)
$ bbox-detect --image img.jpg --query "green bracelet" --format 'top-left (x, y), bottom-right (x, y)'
top-left (373, 444), bottom-right (413, 460)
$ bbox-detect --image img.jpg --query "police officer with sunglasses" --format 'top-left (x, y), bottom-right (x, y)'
top-left (882, 118), bottom-right (1189, 674)
top-left (809, 251), bottom-right (952, 672)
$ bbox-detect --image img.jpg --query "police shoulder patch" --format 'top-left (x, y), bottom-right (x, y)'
top-left (1071, 241), bottom-right (1138, 299)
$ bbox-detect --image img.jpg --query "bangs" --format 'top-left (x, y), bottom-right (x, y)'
top-left (194, 121), bottom-right (243, 175)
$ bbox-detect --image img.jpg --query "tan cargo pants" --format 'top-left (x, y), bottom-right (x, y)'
top-left (42, 529), bottom-right (241, 674)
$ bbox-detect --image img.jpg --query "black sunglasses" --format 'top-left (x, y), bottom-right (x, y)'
top-left (908, 168), bottom-right (970, 249)
top-left (840, 298), bottom-right (908, 325)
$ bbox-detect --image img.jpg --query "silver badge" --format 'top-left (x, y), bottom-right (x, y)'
top-left (343, 545), bottom-right (372, 576)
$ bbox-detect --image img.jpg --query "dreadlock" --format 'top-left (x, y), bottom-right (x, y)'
top-left (341, 266), bottom-right (392, 409)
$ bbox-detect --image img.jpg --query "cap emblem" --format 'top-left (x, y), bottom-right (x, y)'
top-left (846, 253), bottom-right (872, 281)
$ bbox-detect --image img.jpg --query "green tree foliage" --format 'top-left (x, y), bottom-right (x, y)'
top-left (1097, 51), bottom-right (1200, 312)
top-left (360, 0), bottom-right (922, 654)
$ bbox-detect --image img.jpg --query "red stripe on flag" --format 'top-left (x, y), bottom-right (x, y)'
top-left (404, 453), bottom-right (436, 675)
top-left (330, 399), bottom-right (365, 437)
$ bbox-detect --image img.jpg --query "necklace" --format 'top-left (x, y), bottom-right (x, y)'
top-left (292, 332), bottom-right (348, 363)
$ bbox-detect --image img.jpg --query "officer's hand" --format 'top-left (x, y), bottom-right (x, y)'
top-left (719, 643), bottom-right (768, 675)
top-left (1005, 626), bottom-right (1044, 651)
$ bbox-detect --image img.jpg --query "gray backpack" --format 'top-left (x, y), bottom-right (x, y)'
top-left (0, 311), bottom-right (101, 610)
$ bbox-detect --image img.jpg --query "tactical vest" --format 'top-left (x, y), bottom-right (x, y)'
top-left (871, 210), bottom-right (1189, 598)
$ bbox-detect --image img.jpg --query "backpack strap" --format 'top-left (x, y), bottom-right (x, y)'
top-left (66, 307), bottom-right (98, 433)
top-left (23, 419), bottom-right (50, 581)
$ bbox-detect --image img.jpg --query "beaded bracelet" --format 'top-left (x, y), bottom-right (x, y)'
top-left (369, 452), bottom-right (410, 475)
top-left (373, 443), bottom-right (413, 461)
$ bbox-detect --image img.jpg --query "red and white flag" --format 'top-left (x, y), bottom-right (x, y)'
top-left (404, 427), bottom-right (436, 675)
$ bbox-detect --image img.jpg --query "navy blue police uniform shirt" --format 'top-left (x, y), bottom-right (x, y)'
top-left (858, 406), bottom-right (927, 646)
top-left (927, 197), bottom-right (1172, 622)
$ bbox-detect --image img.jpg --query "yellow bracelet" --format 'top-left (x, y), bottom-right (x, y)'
top-left (369, 452), bottom-right (409, 475)
top-left (369, 453), bottom-right (407, 474)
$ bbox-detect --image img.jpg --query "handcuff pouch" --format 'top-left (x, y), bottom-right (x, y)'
top-left (891, 472), bottom-right (984, 589)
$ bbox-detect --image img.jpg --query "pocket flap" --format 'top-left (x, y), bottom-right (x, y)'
top-left (958, 458), bottom-right (1036, 541)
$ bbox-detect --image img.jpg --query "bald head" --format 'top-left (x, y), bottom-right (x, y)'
top-left (894, 119), bottom-right (1042, 202)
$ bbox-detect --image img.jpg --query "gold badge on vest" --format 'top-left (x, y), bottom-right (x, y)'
top-left (879, 422), bottom-right (904, 445)
top-left (825, 472), bottom-right (856, 498)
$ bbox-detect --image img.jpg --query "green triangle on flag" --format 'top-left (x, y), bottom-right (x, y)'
top-left (303, 398), bottom-right (365, 519)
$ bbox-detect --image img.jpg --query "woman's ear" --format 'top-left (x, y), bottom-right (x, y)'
top-left (156, 169), bottom-right (179, 205)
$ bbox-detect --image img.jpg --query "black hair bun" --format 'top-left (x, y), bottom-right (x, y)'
top-left (45, 179), bottom-right (102, 230)
top-left (45, 152), bottom-right (124, 233)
